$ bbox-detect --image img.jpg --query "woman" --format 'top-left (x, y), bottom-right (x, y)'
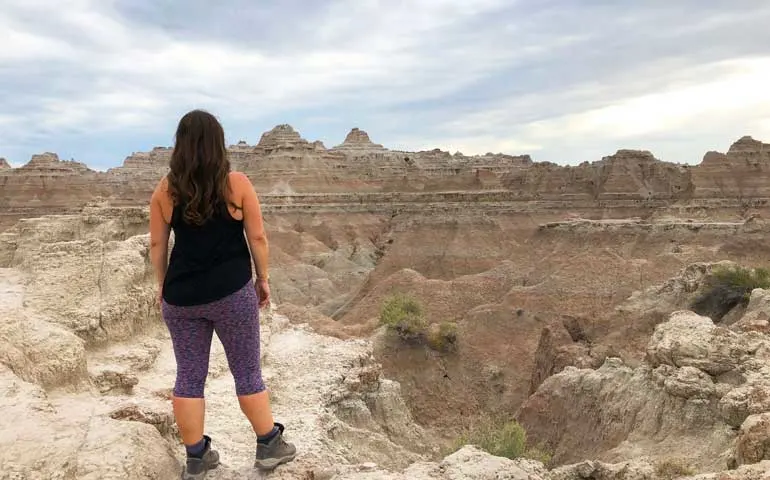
top-left (149, 109), bottom-right (296, 479)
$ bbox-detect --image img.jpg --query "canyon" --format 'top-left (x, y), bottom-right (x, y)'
top-left (4, 126), bottom-right (770, 478)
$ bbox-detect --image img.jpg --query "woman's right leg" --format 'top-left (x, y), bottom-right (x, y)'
top-left (161, 304), bottom-right (215, 444)
top-left (161, 301), bottom-right (221, 479)
top-left (209, 282), bottom-right (274, 435)
top-left (211, 281), bottom-right (296, 469)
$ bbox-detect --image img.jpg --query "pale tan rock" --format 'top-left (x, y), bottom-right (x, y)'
top-left (333, 128), bottom-right (387, 152)
top-left (732, 288), bottom-right (770, 334)
top-left (0, 367), bottom-right (179, 480)
top-left (0, 307), bottom-right (87, 388)
top-left (617, 262), bottom-right (737, 323)
top-left (90, 365), bottom-right (139, 394)
top-left (108, 402), bottom-right (177, 439)
top-left (10, 218), bottom-right (156, 345)
top-left (518, 312), bottom-right (745, 470)
top-left (719, 382), bottom-right (770, 428)
top-left (74, 416), bottom-right (179, 479)
top-left (660, 365), bottom-right (716, 399)
top-left (646, 311), bottom-right (750, 375)
top-left (332, 446), bottom-right (547, 480)
top-left (735, 413), bottom-right (770, 465)
top-left (549, 458), bottom-right (658, 480)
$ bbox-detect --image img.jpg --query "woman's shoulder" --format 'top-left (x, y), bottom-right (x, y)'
top-left (227, 171), bottom-right (254, 191)
top-left (151, 175), bottom-right (170, 199)
top-left (228, 170), bottom-right (249, 182)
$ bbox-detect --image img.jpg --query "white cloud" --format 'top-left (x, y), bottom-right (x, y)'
top-left (1, 0), bottom-right (770, 167)
top-left (523, 57), bottom-right (770, 141)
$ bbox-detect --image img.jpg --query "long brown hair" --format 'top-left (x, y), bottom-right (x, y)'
top-left (167, 109), bottom-right (231, 225)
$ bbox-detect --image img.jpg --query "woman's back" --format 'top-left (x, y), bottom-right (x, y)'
top-left (162, 189), bottom-right (252, 306)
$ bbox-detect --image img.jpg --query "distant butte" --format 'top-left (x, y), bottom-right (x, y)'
top-left (254, 124), bottom-right (324, 154)
top-left (2, 128), bottom-right (770, 229)
top-left (333, 128), bottom-right (387, 152)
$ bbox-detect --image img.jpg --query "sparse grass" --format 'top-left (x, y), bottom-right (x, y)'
top-left (380, 293), bottom-right (428, 343)
top-left (450, 417), bottom-right (552, 465)
top-left (427, 322), bottom-right (458, 352)
top-left (655, 458), bottom-right (695, 479)
top-left (380, 295), bottom-right (459, 351)
top-left (691, 265), bottom-right (770, 321)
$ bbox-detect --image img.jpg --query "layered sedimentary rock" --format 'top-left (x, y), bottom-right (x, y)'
top-left (333, 128), bottom-right (388, 152)
top-left (693, 136), bottom-right (770, 199)
top-left (0, 153), bottom-right (120, 229)
top-left (502, 149), bottom-right (693, 201)
top-left (108, 147), bottom-right (171, 177)
top-left (517, 309), bottom-right (770, 472)
top-left (4, 131), bottom-right (770, 231)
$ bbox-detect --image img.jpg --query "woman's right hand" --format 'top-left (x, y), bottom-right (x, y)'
top-left (256, 277), bottom-right (271, 309)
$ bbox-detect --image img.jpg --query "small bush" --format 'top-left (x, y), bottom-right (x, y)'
top-left (655, 458), bottom-right (695, 479)
top-left (522, 445), bottom-right (552, 464)
top-left (380, 294), bottom-right (427, 343)
top-left (453, 417), bottom-right (551, 464)
top-left (691, 265), bottom-right (770, 321)
top-left (427, 322), bottom-right (458, 352)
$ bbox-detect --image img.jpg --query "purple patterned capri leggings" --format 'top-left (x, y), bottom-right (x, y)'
top-left (161, 280), bottom-right (265, 398)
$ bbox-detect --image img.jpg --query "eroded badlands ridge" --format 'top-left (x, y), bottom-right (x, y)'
top-left (5, 199), bottom-right (770, 479)
top-left (2, 128), bottom-right (770, 229)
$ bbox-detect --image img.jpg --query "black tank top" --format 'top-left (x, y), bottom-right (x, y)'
top-left (162, 202), bottom-right (252, 306)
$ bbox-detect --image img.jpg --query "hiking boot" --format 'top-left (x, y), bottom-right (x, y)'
top-left (254, 423), bottom-right (297, 470)
top-left (181, 435), bottom-right (220, 480)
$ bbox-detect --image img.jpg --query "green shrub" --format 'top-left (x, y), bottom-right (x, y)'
top-left (453, 417), bottom-right (551, 464)
top-left (456, 419), bottom-right (526, 460)
top-left (427, 322), bottom-right (458, 352)
top-left (380, 294), bottom-right (427, 343)
top-left (655, 458), bottom-right (695, 479)
top-left (522, 446), bottom-right (552, 464)
top-left (691, 265), bottom-right (770, 321)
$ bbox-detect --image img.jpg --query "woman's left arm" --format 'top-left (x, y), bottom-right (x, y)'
top-left (149, 178), bottom-right (171, 297)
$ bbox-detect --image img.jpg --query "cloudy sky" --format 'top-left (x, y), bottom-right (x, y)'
top-left (2, 0), bottom-right (770, 170)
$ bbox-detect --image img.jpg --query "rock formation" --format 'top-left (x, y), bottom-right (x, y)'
top-left (254, 124), bottom-right (326, 155)
top-left (0, 158), bottom-right (10, 169)
top-left (7, 129), bottom-right (770, 230)
top-left (333, 128), bottom-right (388, 152)
top-left (5, 152), bottom-right (770, 478)
top-left (108, 147), bottom-right (171, 177)
top-left (4, 209), bottom-right (770, 478)
top-left (517, 309), bottom-right (770, 472)
top-left (502, 149), bottom-right (693, 201)
top-left (0, 208), bottom-right (435, 478)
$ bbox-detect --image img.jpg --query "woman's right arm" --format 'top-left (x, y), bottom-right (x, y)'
top-left (237, 173), bottom-right (270, 280)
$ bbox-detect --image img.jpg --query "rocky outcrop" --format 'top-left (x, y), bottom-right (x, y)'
top-left (518, 309), bottom-right (770, 471)
top-left (502, 149), bottom-right (693, 201)
top-left (333, 446), bottom-right (549, 480)
top-left (0, 366), bottom-right (179, 479)
top-left (4, 220), bottom-right (156, 345)
top-left (107, 147), bottom-right (171, 176)
top-left (6, 133), bottom-right (770, 231)
top-left (732, 288), bottom-right (770, 334)
top-left (693, 136), bottom-right (770, 199)
top-left (0, 158), bottom-right (10, 169)
top-left (255, 124), bottom-right (325, 154)
top-left (333, 128), bottom-right (388, 152)
top-left (529, 319), bottom-right (617, 394)
top-left (615, 261), bottom-right (737, 325)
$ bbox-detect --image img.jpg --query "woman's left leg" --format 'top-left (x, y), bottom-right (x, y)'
top-left (161, 302), bottom-right (215, 445)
